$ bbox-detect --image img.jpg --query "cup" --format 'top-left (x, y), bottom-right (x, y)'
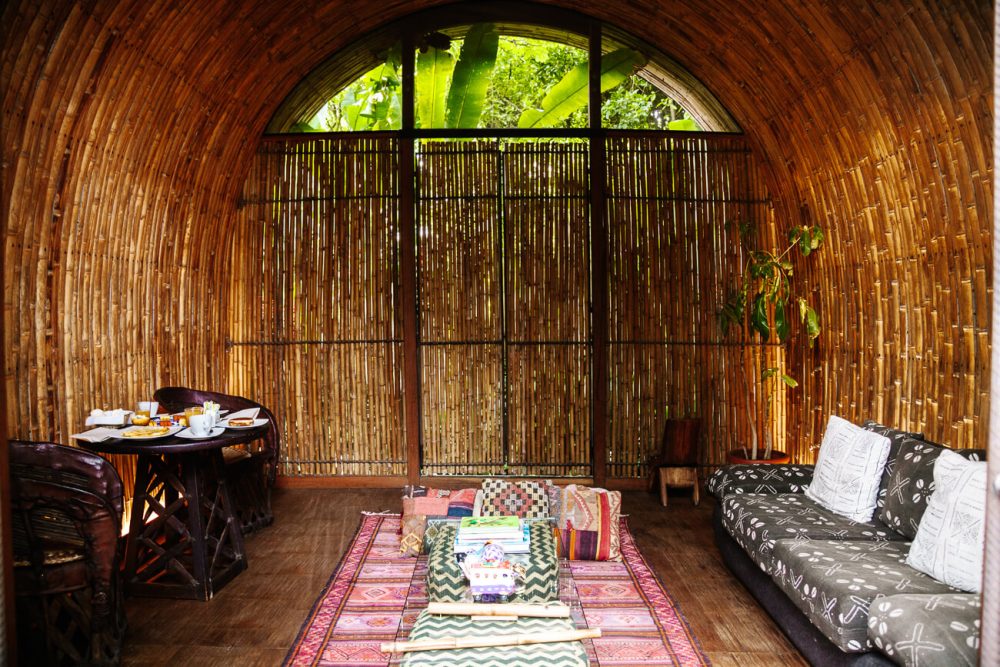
top-left (189, 413), bottom-right (212, 437)
top-left (138, 401), bottom-right (159, 417)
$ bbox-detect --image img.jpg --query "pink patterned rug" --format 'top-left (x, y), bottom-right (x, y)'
top-left (285, 514), bottom-right (710, 666)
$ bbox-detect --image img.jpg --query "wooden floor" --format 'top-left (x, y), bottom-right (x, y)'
top-left (121, 488), bottom-right (807, 667)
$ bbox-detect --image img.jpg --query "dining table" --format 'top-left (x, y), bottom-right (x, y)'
top-left (77, 419), bottom-right (266, 600)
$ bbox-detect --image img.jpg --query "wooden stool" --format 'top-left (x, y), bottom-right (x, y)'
top-left (658, 466), bottom-right (699, 507)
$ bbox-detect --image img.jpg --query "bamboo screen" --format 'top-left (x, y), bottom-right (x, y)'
top-left (605, 133), bottom-right (777, 478)
top-left (230, 135), bottom-right (407, 476)
top-left (233, 132), bottom-right (769, 479)
top-left (417, 141), bottom-right (591, 477)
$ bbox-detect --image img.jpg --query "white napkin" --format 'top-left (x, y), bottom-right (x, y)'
top-left (85, 409), bottom-right (132, 426)
top-left (226, 408), bottom-right (260, 421)
top-left (72, 428), bottom-right (121, 443)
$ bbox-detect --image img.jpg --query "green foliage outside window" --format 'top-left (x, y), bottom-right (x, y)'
top-left (307, 28), bottom-right (700, 132)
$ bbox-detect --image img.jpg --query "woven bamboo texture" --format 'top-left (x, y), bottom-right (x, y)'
top-left (236, 134), bottom-right (774, 477)
top-left (1, 0), bottom-right (991, 494)
top-left (232, 136), bottom-right (407, 476)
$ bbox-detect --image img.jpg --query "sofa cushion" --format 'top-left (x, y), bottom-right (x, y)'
top-left (878, 438), bottom-right (950, 539)
top-left (867, 593), bottom-right (980, 667)
top-left (706, 464), bottom-right (814, 499)
top-left (770, 539), bottom-right (961, 652)
top-left (906, 451), bottom-right (987, 592)
top-left (721, 493), bottom-right (900, 574)
top-left (806, 416), bottom-right (891, 522)
top-left (861, 420), bottom-right (924, 512)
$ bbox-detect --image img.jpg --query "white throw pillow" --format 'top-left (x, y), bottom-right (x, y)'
top-left (905, 449), bottom-right (986, 592)
top-left (805, 415), bottom-right (891, 521)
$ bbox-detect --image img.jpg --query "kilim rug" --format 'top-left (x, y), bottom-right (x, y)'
top-left (284, 513), bottom-right (710, 666)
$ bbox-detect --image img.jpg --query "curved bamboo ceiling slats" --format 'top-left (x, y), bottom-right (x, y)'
top-left (1, 0), bottom-right (992, 455)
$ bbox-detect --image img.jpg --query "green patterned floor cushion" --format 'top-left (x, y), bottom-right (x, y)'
top-left (400, 609), bottom-right (589, 667)
top-left (770, 539), bottom-right (961, 653)
top-left (426, 522), bottom-right (559, 603)
top-left (706, 464), bottom-right (814, 499)
top-left (721, 493), bottom-right (900, 574)
top-left (867, 593), bottom-right (980, 667)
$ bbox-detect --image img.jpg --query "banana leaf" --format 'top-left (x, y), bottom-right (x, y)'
top-left (416, 46), bottom-right (455, 128)
top-left (445, 24), bottom-right (499, 128)
top-left (518, 47), bottom-right (645, 128)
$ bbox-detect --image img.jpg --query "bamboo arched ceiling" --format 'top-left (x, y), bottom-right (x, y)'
top-left (1, 1), bottom-right (992, 458)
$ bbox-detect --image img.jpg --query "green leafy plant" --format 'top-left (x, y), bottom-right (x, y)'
top-left (718, 221), bottom-right (824, 460)
top-left (517, 48), bottom-right (645, 128)
top-left (317, 32), bottom-right (694, 132)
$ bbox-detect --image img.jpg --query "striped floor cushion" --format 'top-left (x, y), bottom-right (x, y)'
top-left (400, 610), bottom-right (589, 667)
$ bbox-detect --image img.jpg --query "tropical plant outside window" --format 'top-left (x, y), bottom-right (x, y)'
top-left (301, 26), bottom-right (701, 132)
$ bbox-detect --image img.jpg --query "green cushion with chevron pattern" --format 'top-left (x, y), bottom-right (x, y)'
top-left (426, 522), bottom-right (559, 603)
top-left (400, 610), bottom-right (589, 666)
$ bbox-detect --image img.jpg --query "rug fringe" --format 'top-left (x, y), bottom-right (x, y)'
top-left (361, 510), bottom-right (398, 516)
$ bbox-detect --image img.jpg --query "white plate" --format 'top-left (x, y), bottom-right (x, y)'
top-left (176, 426), bottom-right (225, 440)
top-left (221, 417), bottom-right (268, 430)
top-left (118, 425), bottom-right (183, 441)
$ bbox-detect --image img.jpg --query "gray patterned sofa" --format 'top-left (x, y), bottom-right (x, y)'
top-left (708, 421), bottom-right (985, 666)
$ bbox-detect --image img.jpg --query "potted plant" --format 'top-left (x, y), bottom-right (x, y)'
top-left (718, 219), bottom-right (824, 463)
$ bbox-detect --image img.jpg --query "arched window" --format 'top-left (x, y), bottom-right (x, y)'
top-left (300, 31), bottom-right (703, 133)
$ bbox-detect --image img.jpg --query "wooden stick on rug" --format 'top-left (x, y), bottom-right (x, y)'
top-left (425, 602), bottom-right (571, 618)
top-left (381, 628), bottom-right (601, 654)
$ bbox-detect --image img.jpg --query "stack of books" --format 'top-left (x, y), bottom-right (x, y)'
top-left (454, 516), bottom-right (531, 554)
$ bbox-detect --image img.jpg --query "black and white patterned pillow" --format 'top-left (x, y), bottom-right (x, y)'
top-left (805, 416), bottom-right (890, 522)
top-left (861, 420), bottom-right (924, 511)
top-left (906, 450), bottom-right (987, 592)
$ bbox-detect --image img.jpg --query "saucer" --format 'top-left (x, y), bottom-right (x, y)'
top-left (176, 426), bottom-right (225, 440)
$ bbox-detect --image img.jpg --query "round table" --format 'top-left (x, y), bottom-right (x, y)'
top-left (80, 425), bottom-right (265, 600)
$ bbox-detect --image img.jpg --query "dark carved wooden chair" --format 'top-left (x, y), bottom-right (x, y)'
top-left (9, 440), bottom-right (126, 666)
top-left (153, 386), bottom-right (278, 533)
top-left (647, 418), bottom-right (702, 507)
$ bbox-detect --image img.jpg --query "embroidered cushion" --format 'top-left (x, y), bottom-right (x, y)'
top-left (805, 415), bottom-right (891, 522)
top-left (906, 450), bottom-right (987, 593)
top-left (555, 484), bottom-right (622, 561)
top-left (479, 479), bottom-right (550, 519)
top-left (399, 487), bottom-right (477, 557)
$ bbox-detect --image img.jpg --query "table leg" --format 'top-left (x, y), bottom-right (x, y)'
top-left (123, 451), bottom-right (246, 600)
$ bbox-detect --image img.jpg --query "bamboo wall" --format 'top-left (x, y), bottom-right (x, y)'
top-left (605, 133), bottom-right (779, 477)
top-left (236, 134), bottom-right (773, 477)
top-left (232, 136), bottom-right (407, 476)
top-left (1, 0), bottom-right (991, 493)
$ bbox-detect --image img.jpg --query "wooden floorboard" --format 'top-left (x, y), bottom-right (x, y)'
top-left (121, 488), bottom-right (807, 666)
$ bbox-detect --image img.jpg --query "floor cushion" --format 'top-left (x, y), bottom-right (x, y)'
top-left (867, 593), bottom-right (980, 667)
top-left (425, 522), bottom-right (559, 603)
top-left (400, 609), bottom-right (588, 667)
top-left (554, 484), bottom-right (622, 561)
top-left (770, 539), bottom-right (961, 653)
top-left (479, 480), bottom-right (551, 519)
top-left (721, 493), bottom-right (900, 574)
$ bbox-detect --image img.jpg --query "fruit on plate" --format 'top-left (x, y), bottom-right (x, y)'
top-left (123, 425), bottom-right (171, 438)
top-left (228, 417), bottom-right (256, 427)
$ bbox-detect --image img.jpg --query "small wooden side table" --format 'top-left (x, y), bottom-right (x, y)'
top-left (658, 467), bottom-right (699, 507)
